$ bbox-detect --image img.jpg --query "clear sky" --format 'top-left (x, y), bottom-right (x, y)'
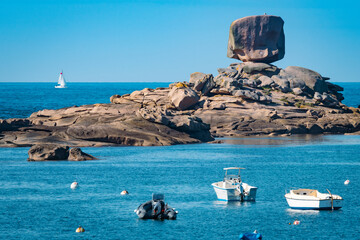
top-left (1, 0), bottom-right (359, 82)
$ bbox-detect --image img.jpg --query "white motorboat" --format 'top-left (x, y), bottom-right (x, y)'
top-left (211, 167), bottom-right (257, 202)
top-left (55, 71), bottom-right (67, 88)
top-left (285, 189), bottom-right (343, 210)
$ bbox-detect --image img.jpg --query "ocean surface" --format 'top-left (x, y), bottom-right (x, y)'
top-left (0, 82), bottom-right (360, 239)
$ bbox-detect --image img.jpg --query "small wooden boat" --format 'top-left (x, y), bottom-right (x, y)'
top-left (285, 189), bottom-right (343, 210)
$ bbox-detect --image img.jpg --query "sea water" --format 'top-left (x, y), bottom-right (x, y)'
top-left (0, 82), bottom-right (359, 239)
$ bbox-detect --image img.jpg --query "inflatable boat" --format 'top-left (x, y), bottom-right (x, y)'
top-left (134, 193), bottom-right (178, 220)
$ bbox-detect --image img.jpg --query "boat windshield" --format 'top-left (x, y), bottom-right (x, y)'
top-left (224, 169), bottom-right (241, 182)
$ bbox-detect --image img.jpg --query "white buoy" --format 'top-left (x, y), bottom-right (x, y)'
top-left (70, 182), bottom-right (78, 189)
top-left (75, 226), bottom-right (85, 233)
top-left (293, 219), bottom-right (300, 225)
top-left (344, 180), bottom-right (350, 185)
top-left (120, 190), bottom-right (129, 195)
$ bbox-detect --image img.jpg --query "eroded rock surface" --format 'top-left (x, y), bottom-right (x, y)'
top-left (68, 147), bottom-right (97, 161)
top-left (227, 15), bottom-right (285, 63)
top-left (28, 144), bottom-right (69, 161)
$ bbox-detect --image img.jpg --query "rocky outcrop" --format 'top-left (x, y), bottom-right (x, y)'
top-left (68, 147), bottom-right (97, 161)
top-left (227, 15), bottom-right (285, 63)
top-left (0, 119), bottom-right (30, 132)
top-left (1, 15), bottom-right (359, 148)
top-left (28, 144), bottom-right (96, 161)
top-left (28, 144), bottom-right (69, 161)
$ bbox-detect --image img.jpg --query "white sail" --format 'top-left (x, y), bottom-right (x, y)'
top-left (55, 72), bottom-right (67, 88)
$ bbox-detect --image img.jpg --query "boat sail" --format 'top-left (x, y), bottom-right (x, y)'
top-left (55, 72), bottom-right (67, 88)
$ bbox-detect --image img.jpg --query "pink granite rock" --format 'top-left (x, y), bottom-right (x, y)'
top-left (227, 15), bottom-right (285, 63)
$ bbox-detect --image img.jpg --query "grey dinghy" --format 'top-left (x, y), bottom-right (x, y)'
top-left (134, 193), bottom-right (178, 220)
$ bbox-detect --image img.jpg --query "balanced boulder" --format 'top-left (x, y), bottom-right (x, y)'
top-left (227, 15), bottom-right (285, 63)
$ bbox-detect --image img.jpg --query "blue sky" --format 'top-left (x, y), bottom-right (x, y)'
top-left (1, 0), bottom-right (359, 82)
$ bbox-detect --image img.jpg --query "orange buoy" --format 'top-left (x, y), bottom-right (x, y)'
top-left (293, 219), bottom-right (300, 225)
top-left (75, 226), bottom-right (85, 233)
top-left (120, 190), bottom-right (129, 195)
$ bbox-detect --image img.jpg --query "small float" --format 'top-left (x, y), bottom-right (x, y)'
top-left (75, 226), bottom-right (85, 233)
top-left (70, 182), bottom-right (78, 189)
top-left (212, 167), bottom-right (257, 202)
top-left (134, 193), bottom-right (178, 220)
top-left (344, 180), bottom-right (350, 185)
top-left (293, 219), bottom-right (300, 225)
top-left (239, 230), bottom-right (262, 240)
top-left (120, 190), bottom-right (129, 195)
top-left (285, 189), bottom-right (343, 210)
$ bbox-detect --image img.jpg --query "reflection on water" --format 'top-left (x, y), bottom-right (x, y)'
top-left (219, 134), bottom-right (359, 146)
top-left (213, 200), bottom-right (255, 208)
top-left (286, 208), bottom-right (320, 216)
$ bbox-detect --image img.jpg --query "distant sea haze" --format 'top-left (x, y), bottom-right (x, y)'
top-left (0, 82), bottom-right (359, 119)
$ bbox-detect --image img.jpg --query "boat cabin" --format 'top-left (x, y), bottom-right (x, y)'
top-left (291, 189), bottom-right (318, 197)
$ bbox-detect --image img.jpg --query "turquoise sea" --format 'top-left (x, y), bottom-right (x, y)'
top-left (0, 82), bottom-right (360, 239)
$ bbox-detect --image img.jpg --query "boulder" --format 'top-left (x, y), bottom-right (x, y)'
top-left (68, 147), bottom-right (97, 161)
top-left (28, 144), bottom-right (69, 161)
top-left (259, 76), bottom-right (274, 87)
top-left (281, 66), bottom-right (328, 94)
top-left (214, 75), bottom-right (241, 89)
top-left (227, 15), bottom-right (285, 63)
top-left (232, 89), bottom-right (271, 102)
top-left (242, 62), bottom-right (272, 74)
top-left (190, 72), bottom-right (215, 95)
top-left (190, 72), bottom-right (206, 90)
top-left (217, 67), bottom-right (238, 78)
top-left (168, 86), bottom-right (200, 110)
top-left (271, 75), bottom-right (291, 92)
top-left (293, 88), bottom-right (303, 95)
top-left (201, 75), bottom-right (216, 95)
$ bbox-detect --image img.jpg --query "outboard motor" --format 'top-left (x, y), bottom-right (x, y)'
top-left (135, 193), bottom-right (178, 220)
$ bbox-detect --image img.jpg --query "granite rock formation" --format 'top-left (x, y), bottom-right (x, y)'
top-left (227, 15), bottom-right (285, 63)
top-left (27, 144), bottom-right (96, 161)
top-left (68, 147), bottom-right (97, 161)
top-left (1, 15), bottom-right (359, 148)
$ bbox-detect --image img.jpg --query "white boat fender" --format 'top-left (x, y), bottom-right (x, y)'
top-left (70, 182), bottom-right (78, 189)
top-left (344, 180), bottom-right (350, 185)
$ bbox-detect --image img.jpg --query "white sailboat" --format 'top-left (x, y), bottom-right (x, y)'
top-left (55, 71), bottom-right (67, 88)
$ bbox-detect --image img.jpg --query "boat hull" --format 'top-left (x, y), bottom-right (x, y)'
top-left (212, 182), bottom-right (257, 202)
top-left (212, 184), bottom-right (241, 201)
top-left (285, 197), bottom-right (343, 210)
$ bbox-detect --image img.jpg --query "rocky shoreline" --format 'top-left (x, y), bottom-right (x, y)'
top-left (1, 61), bottom-right (359, 148)
top-left (1, 15), bottom-right (359, 147)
